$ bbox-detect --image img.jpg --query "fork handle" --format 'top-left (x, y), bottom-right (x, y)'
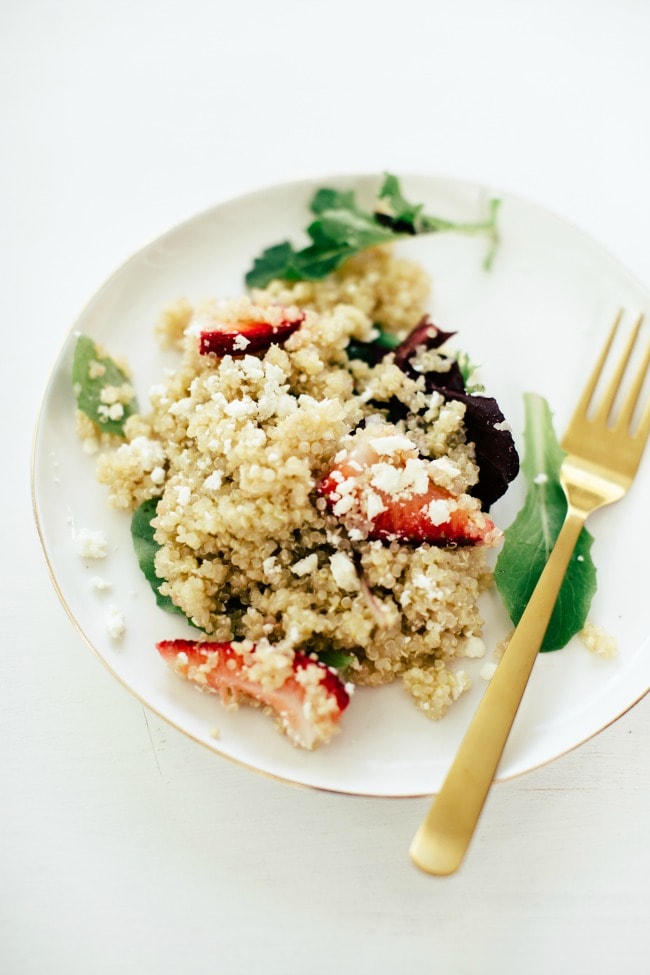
top-left (409, 507), bottom-right (586, 876)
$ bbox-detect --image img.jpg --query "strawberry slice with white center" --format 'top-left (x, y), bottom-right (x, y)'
top-left (156, 638), bottom-right (350, 749)
top-left (318, 424), bottom-right (501, 547)
top-left (200, 308), bottom-right (305, 357)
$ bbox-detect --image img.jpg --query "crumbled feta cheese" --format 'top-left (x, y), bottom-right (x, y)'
top-left (329, 552), bottom-right (360, 591)
top-left (106, 606), bottom-right (126, 640)
top-left (264, 362), bottom-right (287, 385)
top-left (426, 498), bottom-right (453, 526)
top-left (412, 572), bottom-right (434, 591)
top-left (368, 457), bottom-right (430, 497)
top-left (224, 397), bottom-right (256, 418)
top-left (90, 576), bottom-right (112, 591)
top-left (364, 490), bottom-right (386, 520)
top-left (76, 529), bottom-right (108, 559)
top-left (429, 457), bottom-right (461, 478)
top-left (533, 472), bottom-right (548, 485)
top-left (403, 458), bottom-right (430, 495)
top-left (370, 433), bottom-right (417, 455)
top-left (103, 403), bottom-right (124, 421)
top-left (480, 661), bottom-right (498, 681)
top-left (291, 554), bottom-right (318, 577)
top-left (462, 635), bottom-right (486, 658)
top-left (239, 356), bottom-right (265, 380)
top-left (262, 556), bottom-right (282, 580)
top-left (369, 463), bottom-right (405, 495)
top-left (332, 494), bottom-right (356, 516)
top-left (204, 470), bottom-right (223, 491)
top-left (131, 437), bottom-right (165, 468)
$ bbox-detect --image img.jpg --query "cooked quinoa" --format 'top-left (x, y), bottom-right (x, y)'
top-left (85, 247), bottom-right (497, 721)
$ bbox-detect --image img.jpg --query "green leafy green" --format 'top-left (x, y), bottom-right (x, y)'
top-left (316, 649), bottom-right (356, 671)
top-left (131, 498), bottom-right (194, 622)
top-left (345, 324), bottom-right (402, 365)
top-left (245, 173), bottom-right (501, 289)
top-left (72, 334), bottom-right (138, 437)
top-left (494, 393), bottom-right (597, 651)
top-left (453, 349), bottom-right (485, 393)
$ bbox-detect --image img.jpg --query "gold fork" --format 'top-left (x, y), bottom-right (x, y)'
top-left (410, 310), bottom-right (650, 876)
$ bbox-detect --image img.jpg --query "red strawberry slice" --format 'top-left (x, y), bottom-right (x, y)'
top-left (200, 308), bottom-right (305, 357)
top-left (156, 638), bottom-right (350, 749)
top-left (318, 425), bottom-right (501, 547)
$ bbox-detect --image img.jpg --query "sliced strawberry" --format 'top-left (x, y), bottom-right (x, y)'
top-left (200, 308), bottom-right (305, 357)
top-left (318, 424), bottom-right (501, 547)
top-left (156, 638), bottom-right (350, 749)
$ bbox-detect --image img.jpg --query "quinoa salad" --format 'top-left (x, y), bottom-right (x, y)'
top-left (74, 243), bottom-right (520, 749)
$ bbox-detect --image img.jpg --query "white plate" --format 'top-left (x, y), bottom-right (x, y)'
top-left (32, 173), bottom-right (650, 797)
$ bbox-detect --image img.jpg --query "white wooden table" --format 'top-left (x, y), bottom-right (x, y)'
top-left (3, 2), bottom-right (649, 972)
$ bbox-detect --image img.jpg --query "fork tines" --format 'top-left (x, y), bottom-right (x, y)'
top-left (577, 310), bottom-right (650, 438)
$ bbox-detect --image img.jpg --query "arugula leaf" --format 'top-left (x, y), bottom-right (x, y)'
top-left (131, 498), bottom-right (194, 622)
top-left (72, 334), bottom-right (138, 437)
top-left (245, 173), bottom-right (501, 288)
top-left (377, 172), bottom-right (426, 230)
top-left (494, 393), bottom-right (597, 651)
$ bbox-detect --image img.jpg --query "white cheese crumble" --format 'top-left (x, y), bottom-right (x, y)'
top-left (364, 490), bottom-right (386, 520)
top-left (224, 397), bottom-right (256, 418)
top-left (76, 529), bottom-right (108, 559)
top-left (329, 552), bottom-right (360, 592)
top-left (426, 498), bottom-right (453, 526)
top-left (370, 433), bottom-right (417, 455)
top-left (262, 555), bottom-right (282, 581)
top-left (411, 572), bottom-right (436, 592)
top-left (106, 606), bottom-right (126, 640)
top-left (369, 457), bottom-right (429, 497)
top-left (480, 661), bottom-right (498, 681)
top-left (462, 635), bottom-right (486, 658)
top-left (97, 403), bottom-right (124, 422)
top-left (204, 470), bottom-right (223, 491)
top-left (291, 554), bottom-right (318, 577)
top-left (332, 494), bottom-right (356, 516)
top-left (90, 576), bottom-right (112, 591)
